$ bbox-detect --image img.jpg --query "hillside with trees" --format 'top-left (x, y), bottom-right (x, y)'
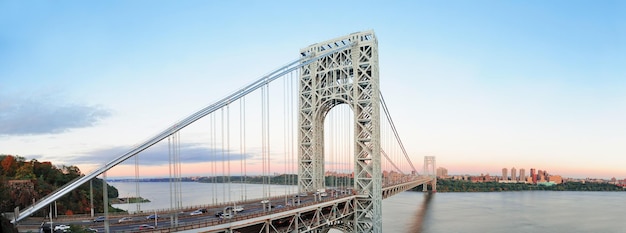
top-left (0, 155), bottom-right (120, 216)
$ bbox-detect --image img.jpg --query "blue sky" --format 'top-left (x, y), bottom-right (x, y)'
top-left (1, 1), bottom-right (625, 179)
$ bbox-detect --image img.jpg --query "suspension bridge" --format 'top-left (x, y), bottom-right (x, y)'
top-left (12, 30), bottom-right (436, 233)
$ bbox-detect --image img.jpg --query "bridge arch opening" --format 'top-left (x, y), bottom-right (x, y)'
top-left (322, 102), bottom-right (355, 193)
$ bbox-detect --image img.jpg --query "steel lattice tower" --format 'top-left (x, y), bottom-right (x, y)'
top-left (423, 156), bottom-right (437, 192)
top-left (298, 30), bottom-right (381, 232)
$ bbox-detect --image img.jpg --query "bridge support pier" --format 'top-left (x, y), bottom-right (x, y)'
top-left (422, 178), bottom-right (437, 192)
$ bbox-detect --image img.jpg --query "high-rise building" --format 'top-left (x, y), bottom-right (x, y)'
top-left (530, 168), bottom-right (537, 184)
top-left (511, 167), bottom-right (517, 181)
top-left (436, 167), bottom-right (448, 178)
top-left (502, 168), bottom-right (508, 180)
top-left (519, 168), bottom-right (526, 182)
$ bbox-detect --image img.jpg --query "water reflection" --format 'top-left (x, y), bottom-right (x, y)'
top-left (407, 192), bottom-right (433, 233)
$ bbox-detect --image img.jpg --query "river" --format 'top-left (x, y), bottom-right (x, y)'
top-left (110, 182), bottom-right (626, 232)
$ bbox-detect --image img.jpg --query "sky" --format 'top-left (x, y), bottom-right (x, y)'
top-left (1, 1), bottom-right (625, 179)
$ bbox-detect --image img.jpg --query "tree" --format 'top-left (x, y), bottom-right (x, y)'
top-left (1, 155), bottom-right (18, 177)
top-left (15, 162), bottom-right (35, 180)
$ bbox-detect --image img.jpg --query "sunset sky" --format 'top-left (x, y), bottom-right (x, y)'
top-left (1, 1), bottom-right (625, 179)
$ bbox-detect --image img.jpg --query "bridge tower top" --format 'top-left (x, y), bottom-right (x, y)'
top-left (424, 156), bottom-right (436, 177)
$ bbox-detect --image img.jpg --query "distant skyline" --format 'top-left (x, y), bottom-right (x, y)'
top-left (1, 1), bottom-right (625, 179)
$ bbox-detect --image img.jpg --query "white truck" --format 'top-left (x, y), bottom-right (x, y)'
top-left (316, 188), bottom-right (328, 197)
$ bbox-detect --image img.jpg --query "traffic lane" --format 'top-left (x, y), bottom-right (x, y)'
top-left (48, 193), bottom-right (340, 232)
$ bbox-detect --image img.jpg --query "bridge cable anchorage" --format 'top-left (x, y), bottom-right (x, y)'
top-left (380, 92), bottom-right (418, 174)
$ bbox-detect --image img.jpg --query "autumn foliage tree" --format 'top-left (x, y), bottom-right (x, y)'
top-left (1, 155), bottom-right (18, 177)
top-left (0, 154), bottom-right (120, 216)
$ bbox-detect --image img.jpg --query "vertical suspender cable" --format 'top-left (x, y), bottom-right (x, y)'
top-left (134, 150), bottom-right (140, 213)
top-left (240, 98), bottom-right (244, 201)
top-left (221, 108), bottom-right (225, 204)
top-left (292, 70), bottom-right (297, 191)
top-left (341, 104), bottom-right (346, 189)
top-left (328, 104), bottom-right (332, 188)
top-left (266, 82), bottom-right (271, 198)
top-left (242, 97), bottom-right (247, 201)
top-left (211, 114), bottom-right (217, 205)
top-left (290, 72), bottom-right (294, 192)
top-left (261, 85), bottom-right (267, 203)
top-left (168, 136), bottom-right (174, 226)
top-left (227, 104), bottom-right (231, 204)
top-left (177, 132), bottom-right (182, 210)
top-left (283, 74), bottom-right (288, 201)
top-left (290, 71), bottom-right (295, 191)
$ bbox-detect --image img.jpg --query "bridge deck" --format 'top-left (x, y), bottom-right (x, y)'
top-left (21, 177), bottom-right (434, 233)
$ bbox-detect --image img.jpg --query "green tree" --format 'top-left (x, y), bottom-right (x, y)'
top-left (15, 162), bottom-right (35, 180)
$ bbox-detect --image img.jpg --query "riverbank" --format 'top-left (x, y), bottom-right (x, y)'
top-left (109, 196), bottom-right (151, 204)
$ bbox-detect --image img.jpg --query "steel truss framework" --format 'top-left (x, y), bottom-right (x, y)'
top-left (177, 183), bottom-right (435, 233)
top-left (298, 31), bottom-right (381, 232)
top-left (176, 196), bottom-right (357, 233)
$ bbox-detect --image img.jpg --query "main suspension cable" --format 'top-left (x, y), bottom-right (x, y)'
top-left (379, 92), bottom-right (417, 173)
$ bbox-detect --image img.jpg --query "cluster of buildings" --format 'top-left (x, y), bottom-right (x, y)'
top-left (440, 167), bottom-right (563, 185)
top-left (438, 166), bottom-right (626, 187)
top-left (500, 167), bottom-right (563, 185)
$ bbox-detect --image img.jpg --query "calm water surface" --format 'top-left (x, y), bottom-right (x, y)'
top-left (111, 182), bottom-right (625, 232)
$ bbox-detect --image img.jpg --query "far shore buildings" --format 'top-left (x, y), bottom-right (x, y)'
top-left (450, 167), bottom-right (567, 185)
top-left (519, 168), bottom-right (526, 182)
top-left (436, 167), bottom-right (448, 178)
top-left (444, 165), bottom-right (624, 187)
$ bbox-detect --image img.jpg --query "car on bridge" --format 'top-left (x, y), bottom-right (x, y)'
top-left (190, 210), bottom-right (204, 216)
top-left (93, 216), bottom-right (106, 222)
top-left (138, 224), bottom-right (155, 230)
top-left (226, 206), bottom-right (244, 213)
top-left (118, 217), bottom-right (133, 223)
top-left (53, 224), bottom-right (70, 232)
top-left (146, 214), bottom-right (159, 220)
